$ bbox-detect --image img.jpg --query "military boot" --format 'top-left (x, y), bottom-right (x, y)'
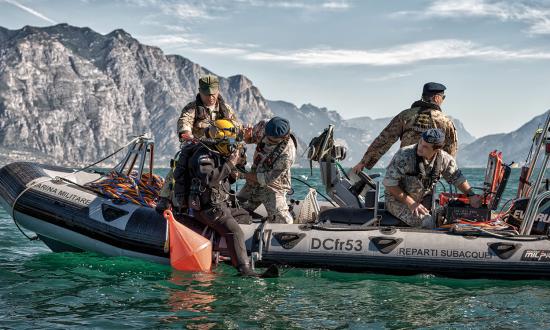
top-left (237, 263), bottom-right (261, 277)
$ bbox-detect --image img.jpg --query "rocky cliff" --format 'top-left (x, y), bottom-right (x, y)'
top-left (458, 111), bottom-right (549, 167)
top-left (0, 23), bottom-right (480, 169)
top-left (0, 24), bottom-right (272, 167)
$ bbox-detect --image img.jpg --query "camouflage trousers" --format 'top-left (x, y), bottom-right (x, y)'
top-left (237, 184), bottom-right (293, 224)
top-left (386, 199), bottom-right (435, 229)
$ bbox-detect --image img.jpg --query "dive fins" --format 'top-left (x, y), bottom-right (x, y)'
top-left (260, 264), bottom-right (280, 278)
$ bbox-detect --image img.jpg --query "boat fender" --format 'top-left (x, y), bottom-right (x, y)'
top-left (272, 232), bottom-right (306, 249)
top-left (487, 242), bottom-right (522, 260)
top-left (369, 236), bottom-right (403, 254)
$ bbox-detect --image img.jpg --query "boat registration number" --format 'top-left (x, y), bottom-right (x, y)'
top-left (309, 238), bottom-right (363, 252)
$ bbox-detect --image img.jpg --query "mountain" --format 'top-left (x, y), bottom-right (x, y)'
top-left (0, 23), bottom-right (478, 169)
top-left (0, 24), bottom-right (272, 166)
top-left (458, 111), bottom-right (549, 167)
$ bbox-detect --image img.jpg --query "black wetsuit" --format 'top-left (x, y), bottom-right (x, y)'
top-left (173, 145), bottom-right (250, 270)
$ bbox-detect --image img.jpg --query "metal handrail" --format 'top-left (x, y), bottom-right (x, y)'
top-left (520, 111), bottom-right (550, 235)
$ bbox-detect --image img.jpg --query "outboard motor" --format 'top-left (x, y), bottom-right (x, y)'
top-left (306, 125), bottom-right (408, 227)
top-left (507, 197), bottom-right (550, 235)
top-left (306, 125), bottom-right (379, 209)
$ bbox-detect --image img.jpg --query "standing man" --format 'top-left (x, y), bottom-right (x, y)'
top-left (353, 82), bottom-right (458, 173)
top-left (156, 75), bottom-right (241, 211)
top-left (383, 129), bottom-right (481, 228)
top-left (237, 117), bottom-right (296, 224)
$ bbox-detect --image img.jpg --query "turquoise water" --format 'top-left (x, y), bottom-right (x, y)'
top-left (3, 168), bottom-right (550, 328)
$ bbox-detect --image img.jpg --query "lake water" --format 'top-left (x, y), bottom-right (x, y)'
top-left (3, 167), bottom-right (550, 329)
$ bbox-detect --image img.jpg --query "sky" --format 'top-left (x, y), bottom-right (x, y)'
top-left (1, 0), bottom-right (550, 138)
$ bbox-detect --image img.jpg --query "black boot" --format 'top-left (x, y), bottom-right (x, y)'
top-left (237, 264), bottom-right (260, 277)
top-left (155, 197), bottom-right (172, 213)
top-left (237, 264), bottom-right (280, 278)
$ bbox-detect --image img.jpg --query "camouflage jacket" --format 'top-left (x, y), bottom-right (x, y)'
top-left (360, 100), bottom-right (458, 169)
top-left (177, 94), bottom-right (240, 138)
top-left (250, 135), bottom-right (296, 192)
top-left (383, 144), bottom-right (466, 205)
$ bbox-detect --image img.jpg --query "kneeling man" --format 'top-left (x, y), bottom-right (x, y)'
top-left (383, 129), bottom-right (481, 228)
top-left (238, 117), bottom-right (296, 224)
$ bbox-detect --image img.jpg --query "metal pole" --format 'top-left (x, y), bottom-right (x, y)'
top-left (520, 148), bottom-right (550, 234)
top-left (519, 111), bottom-right (550, 198)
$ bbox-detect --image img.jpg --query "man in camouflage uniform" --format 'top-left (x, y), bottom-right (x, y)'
top-left (237, 117), bottom-right (296, 224)
top-left (353, 82), bottom-right (458, 173)
top-left (156, 75), bottom-right (241, 211)
top-left (177, 75), bottom-right (240, 140)
top-left (383, 129), bottom-right (481, 228)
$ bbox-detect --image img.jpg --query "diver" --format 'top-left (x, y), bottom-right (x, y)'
top-left (172, 119), bottom-right (260, 276)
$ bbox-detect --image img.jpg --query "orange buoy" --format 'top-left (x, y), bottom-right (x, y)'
top-left (163, 210), bottom-right (212, 272)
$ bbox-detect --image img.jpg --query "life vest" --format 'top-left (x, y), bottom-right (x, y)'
top-left (410, 100), bottom-right (439, 133)
top-left (253, 133), bottom-right (296, 171)
top-left (193, 94), bottom-right (233, 123)
top-left (406, 145), bottom-right (443, 191)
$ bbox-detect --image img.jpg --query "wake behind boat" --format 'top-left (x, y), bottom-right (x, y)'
top-left (1, 113), bottom-right (550, 278)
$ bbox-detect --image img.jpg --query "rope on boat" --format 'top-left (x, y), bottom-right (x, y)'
top-left (11, 135), bottom-right (152, 241)
top-left (85, 171), bottom-right (164, 208)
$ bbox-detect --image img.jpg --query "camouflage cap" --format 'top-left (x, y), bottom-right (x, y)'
top-left (199, 75), bottom-right (219, 94)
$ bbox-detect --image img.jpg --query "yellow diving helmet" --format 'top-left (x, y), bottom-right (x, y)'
top-left (206, 119), bottom-right (239, 155)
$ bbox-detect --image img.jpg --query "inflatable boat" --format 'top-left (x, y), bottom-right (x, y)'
top-left (1, 113), bottom-right (550, 279)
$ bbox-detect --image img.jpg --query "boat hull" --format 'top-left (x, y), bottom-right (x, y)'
top-left (2, 162), bottom-right (550, 279)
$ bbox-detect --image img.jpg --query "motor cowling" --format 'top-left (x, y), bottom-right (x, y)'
top-left (507, 197), bottom-right (550, 235)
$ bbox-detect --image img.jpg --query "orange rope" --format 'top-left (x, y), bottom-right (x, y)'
top-left (86, 171), bottom-right (165, 207)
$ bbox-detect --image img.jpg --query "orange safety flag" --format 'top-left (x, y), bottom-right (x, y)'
top-left (163, 210), bottom-right (212, 272)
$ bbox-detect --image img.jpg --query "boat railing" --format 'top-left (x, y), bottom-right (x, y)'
top-left (519, 110), bottom-right (550, 235)
top-left (113, 135), bottom-right (155, 181)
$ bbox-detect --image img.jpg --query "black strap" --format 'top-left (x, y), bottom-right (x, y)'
top-left (257, 136), bottom-right (292, 171)
top-left (407, 145), bottom-right (443, 191)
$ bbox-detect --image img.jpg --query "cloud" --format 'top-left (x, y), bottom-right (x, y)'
top-left (137, 34), bottom-right (202, 48)
top-left (159, 3), bottom-right (215, 20)
top-left (193, 47), bottom-right (249, 55)
top-left (235, 0), bottom-right (351, 11)
top-left (241, 39), bottom-right (550, 66)
top-left (363, 72), bottom-right (413, 82)
top-left (393, 0), bottom-right (550, 35)
top-left (3, 0), bottom-right (56, 24)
